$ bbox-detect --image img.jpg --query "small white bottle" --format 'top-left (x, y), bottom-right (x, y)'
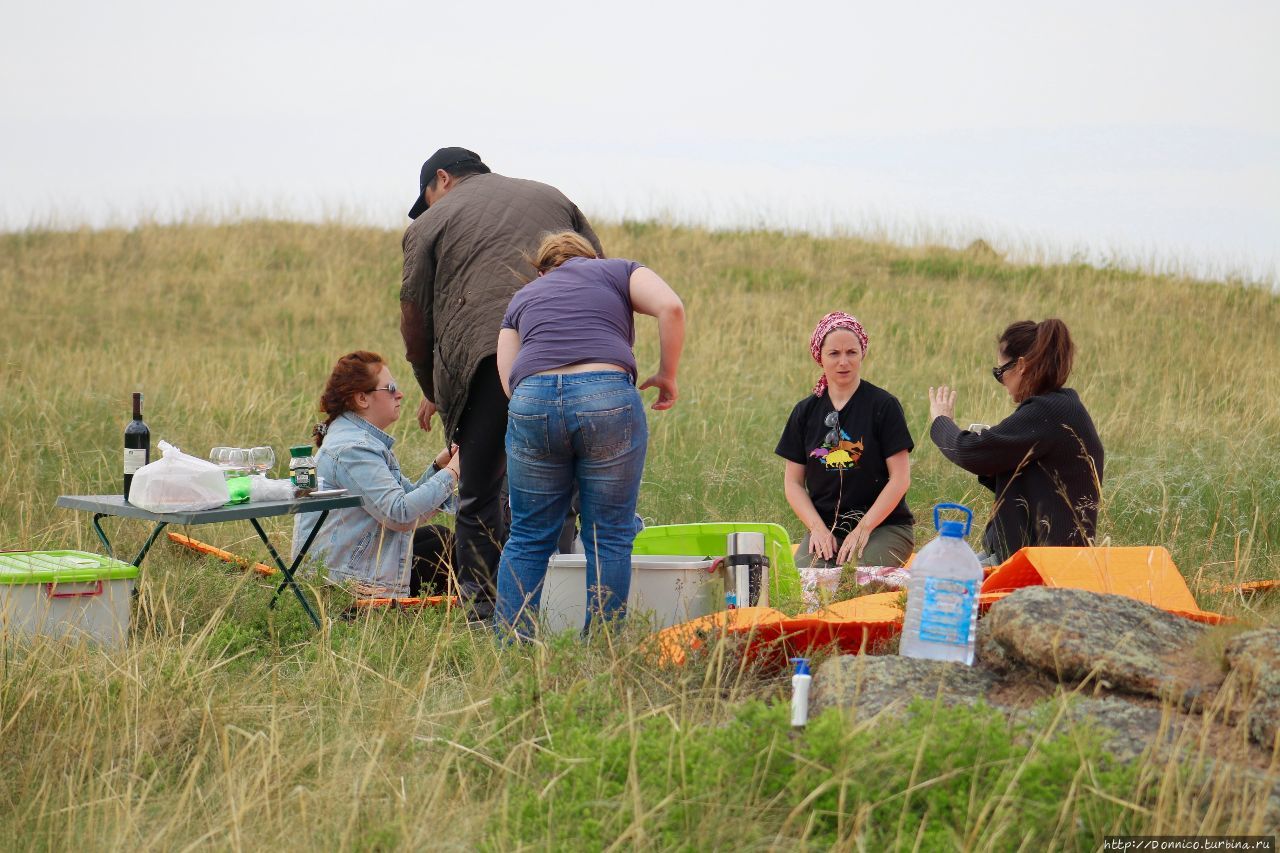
top-left (790, 657), bottom-right (812, 727)
top-left (900, 503), bottom-right (983, 665)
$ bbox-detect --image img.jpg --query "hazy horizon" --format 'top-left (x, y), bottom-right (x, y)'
top-left (3, 1), bottom-right (1276, 283)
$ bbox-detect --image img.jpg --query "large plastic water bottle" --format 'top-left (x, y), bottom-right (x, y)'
top-left (899, 503), bottom-right (983, 665)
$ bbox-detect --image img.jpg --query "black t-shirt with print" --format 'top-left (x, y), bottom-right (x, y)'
top-left (775, 381), bottom-right (915, 532)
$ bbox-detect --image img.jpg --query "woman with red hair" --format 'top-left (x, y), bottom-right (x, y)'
top-left (293, 350), bottom-right (460, 597)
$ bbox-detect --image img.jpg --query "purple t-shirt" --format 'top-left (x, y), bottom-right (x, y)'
top-left (501, 257), bottom-right (643, 392)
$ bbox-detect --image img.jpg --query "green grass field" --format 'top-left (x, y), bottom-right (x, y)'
top-left (1, 221), bottom-right (1277, 849)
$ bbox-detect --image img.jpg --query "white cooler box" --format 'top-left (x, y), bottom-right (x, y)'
top-left (0, 550), bottom-right (138, 648)
top-left (540, 554), bottom-right (720, 632)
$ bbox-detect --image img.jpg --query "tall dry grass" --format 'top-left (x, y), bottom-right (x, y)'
top-left (0, 220), bottom-right (1277, 848)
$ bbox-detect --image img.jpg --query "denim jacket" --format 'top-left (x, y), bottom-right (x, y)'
top-left (292, 412), bottom-right (458, 595)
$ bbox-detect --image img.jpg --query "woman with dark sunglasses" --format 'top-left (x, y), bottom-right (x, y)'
top-left (928, 319), bottom-right (1104, 565)
top-left (292, 351), bottom-right (461, 598)
top-left (776, 312), bottom-right (915, 571)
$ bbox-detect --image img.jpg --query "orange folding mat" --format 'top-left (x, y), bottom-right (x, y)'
top-left (980, 546), bottom-right (1224, 624)
top-left (653, 546), bottom-right (1227, 665)
top-left (167, 532), bottom-right (456, 609)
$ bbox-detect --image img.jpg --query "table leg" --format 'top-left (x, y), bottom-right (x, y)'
top-left (91, 514), bottom-right (167, 567)
top-left (131, 522), bottom-right (169, 567)
top-left (91, 513), bottom-right (114, 559)
top-left (248, 513), bottom-right (326, 630)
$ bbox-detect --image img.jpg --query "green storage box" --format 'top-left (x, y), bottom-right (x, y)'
top-left (0, 550), bottom-right (138, 648)
top-left (632, 523), bottom-right (800, 601)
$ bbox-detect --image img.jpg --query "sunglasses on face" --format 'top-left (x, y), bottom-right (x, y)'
top-left (992, 360), bottom-right (1017, 383)
top-left (370, 382), bottom-right (399, 395)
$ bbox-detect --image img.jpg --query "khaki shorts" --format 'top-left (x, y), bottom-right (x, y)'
top-left (796, 522), bottom-right (915, 569)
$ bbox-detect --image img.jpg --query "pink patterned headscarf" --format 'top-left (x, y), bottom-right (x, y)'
top-left (809, 311), bottom-right (869, 397)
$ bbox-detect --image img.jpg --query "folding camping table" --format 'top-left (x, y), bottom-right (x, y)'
top-left (54, 494), bottom-right (362, 629)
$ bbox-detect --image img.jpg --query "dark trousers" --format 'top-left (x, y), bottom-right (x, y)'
top-left (451, 357), bottom-right (509, 614)
top-left (410, 524), bottom-right (454, 596)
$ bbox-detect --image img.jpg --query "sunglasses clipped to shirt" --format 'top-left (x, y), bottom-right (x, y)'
top-left (823, 410), bottom-right (843, 446)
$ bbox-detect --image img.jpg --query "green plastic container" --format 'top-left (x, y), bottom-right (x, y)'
top-left (0, 550), bottom-right (138, 648)
top-left (632, 523), bottom-right (801, 601)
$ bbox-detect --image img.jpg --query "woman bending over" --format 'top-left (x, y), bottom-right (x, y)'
top-left (494, 232), bottom-right (684, 636)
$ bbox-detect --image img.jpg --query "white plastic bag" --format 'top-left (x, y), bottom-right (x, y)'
top-left (249, 476), bottom-right (295, 502)
top-left (129, 440), bottom-right (229, 512)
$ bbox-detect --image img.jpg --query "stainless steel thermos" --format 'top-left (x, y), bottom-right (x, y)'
top-left (724, 532), bottom-right (769, 608)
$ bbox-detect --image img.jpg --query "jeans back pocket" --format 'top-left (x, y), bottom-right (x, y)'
top-left (507, 411), bottom-right (551, 462)
top-left (578, 405), bottom-right (635, 462)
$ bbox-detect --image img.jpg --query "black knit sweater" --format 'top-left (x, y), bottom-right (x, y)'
top-left (929, 388), bottom-right (1104, 561)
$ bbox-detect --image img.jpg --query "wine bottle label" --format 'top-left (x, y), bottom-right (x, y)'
top-left (124, 448), bottom-right (148, 474)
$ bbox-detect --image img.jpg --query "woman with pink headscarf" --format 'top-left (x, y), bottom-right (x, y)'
top-left (775, 312), bottom-right (915, 569)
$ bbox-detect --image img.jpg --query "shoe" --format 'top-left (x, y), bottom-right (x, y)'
top-left (465, 599), bottom-right (495, 624)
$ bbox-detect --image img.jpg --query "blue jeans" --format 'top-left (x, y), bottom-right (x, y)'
top-left (496, 372), bottom-right (648, 637)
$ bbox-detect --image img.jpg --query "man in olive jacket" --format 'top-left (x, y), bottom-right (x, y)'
top-left (400, 147), bottom-right (603, 618)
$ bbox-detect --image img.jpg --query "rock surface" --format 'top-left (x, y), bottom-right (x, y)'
top-left (812, 657), bottom-right (1170, 762)
top-left (810, 654), bottom-right (998, 719)
top-left (1016, 696), bottom-right (1174, 762)
top-left (1223, 629), bottom-right (1280, 749)
top-left (807, 587), bottom-right (1278, 833)
top-left (984, 586), bottom-right (1210, 700)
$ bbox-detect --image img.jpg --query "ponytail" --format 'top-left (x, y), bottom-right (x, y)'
top-left (529, 231), bottom-right (598, 275)
top-left (998, 319), bottom-right (1074, 399)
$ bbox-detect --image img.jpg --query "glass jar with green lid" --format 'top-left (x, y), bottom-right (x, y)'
top-left (289, 445), bottom-right (317, 496)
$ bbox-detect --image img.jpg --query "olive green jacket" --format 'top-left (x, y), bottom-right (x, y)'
top-left (400, 172), bottom-right (602, 437)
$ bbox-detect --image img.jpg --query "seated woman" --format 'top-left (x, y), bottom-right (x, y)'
top-left (776, 312), bottom-right (915, 571)
top-left (293, 350), bottom-right (460, 597)
top-left (495, 231), bottom-right (685, 636)
top-left (928, 319), bottom-right (1104, 565)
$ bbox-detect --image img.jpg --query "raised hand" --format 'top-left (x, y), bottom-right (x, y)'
top-left (928, 385), bottom-right (957, 421)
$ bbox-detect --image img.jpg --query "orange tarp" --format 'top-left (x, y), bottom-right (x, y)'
top-left (654, 546), bottom-right (1227, 665)
top-left (981, 546), bottom-right (1224, 624)
top-left (654, 592), bottom-right (907, 666)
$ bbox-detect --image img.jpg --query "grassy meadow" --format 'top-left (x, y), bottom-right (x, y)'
top-left (1, 221), bottom-right (1278, 849)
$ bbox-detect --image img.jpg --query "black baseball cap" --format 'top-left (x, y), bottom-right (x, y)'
top-left (408, 147), bottom-right (488, 219)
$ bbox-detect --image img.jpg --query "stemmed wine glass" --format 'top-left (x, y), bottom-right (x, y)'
top-left (210, 446), bottom-right (236, 477)
top-left (225, 447), bottom-right (250, 476)
top-left (249, 446), bottom-right (275, 476)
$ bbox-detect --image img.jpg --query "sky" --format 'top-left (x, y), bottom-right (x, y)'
top-left (2, 0), bottom-right (1277, 282)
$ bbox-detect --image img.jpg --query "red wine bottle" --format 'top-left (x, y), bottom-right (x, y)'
top-left (123, 392), bottom-right (150, 501)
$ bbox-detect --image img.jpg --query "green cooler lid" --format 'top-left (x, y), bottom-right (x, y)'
top-left (0, 550), bottom-right (139, 584)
